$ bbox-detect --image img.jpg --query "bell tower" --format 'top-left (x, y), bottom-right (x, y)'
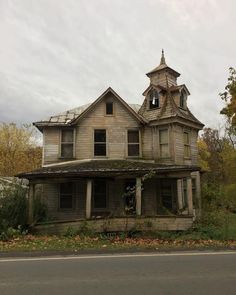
top-left (146, 50), bottom-right (180, 87)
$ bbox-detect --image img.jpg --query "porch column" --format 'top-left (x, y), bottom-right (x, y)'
top-left (28, 183), bottom-right (35, 225)
top-left (195, 172), bottom-right (201, 217)
top-left (136, 177), bottom-right (142, 216)
top-left (186, 177), bottom-right (193, 215)
top-left (86, 179), bottom-right (92, 219)
top-left (177, 179), bottom-right (183, 210)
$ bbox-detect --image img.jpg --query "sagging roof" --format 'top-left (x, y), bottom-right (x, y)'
top-left (34, 87), bottom-right (144, 130)
top-left (17, 160), bottom-right (200, 179)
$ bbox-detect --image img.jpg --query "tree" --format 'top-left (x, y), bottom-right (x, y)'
top-left (199, 128), bottom-right (236, 184)
top-left (220, 67), bottom-right (236, 146)
top-left (0, 123), bottom-right (42, 176)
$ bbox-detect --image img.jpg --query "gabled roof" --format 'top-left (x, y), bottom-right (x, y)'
top-left (70, 87), bottom-right (146, 125)
top-left (142, 84), bottom-right (167, 96)
top-left (34, 87), bottom-right (146, 131)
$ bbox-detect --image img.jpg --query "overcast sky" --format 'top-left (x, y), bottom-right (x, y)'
top-left (0, 0), bottom-right (235, 129)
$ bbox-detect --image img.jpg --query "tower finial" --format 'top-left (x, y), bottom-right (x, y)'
top-left (160, 49), bottom-right (166, 65)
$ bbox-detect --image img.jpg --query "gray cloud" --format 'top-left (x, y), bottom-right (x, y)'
top-left (0, 0), bottom-right (235, 129)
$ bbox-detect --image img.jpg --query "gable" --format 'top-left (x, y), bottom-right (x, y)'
top-left (75, 91), bottom-right (143, 128)
top-left (71, 87), bottom-right (146, 125)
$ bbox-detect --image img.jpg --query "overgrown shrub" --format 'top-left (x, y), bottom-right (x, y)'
top-left (0, 185), bottom-right (28, 231)
top-left (0, 184), bottom-right (47, 240)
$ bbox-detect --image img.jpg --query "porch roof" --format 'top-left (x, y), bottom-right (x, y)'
top-left (17, 160), bottom-right (200, 180)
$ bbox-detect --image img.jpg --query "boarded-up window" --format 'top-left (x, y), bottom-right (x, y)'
top-left (94, 129), bottom-right (106, 156)
top-left (93, 180), bottom-right (107, 209)
top-left (106, 102), bottom-right (113, 115)
top-left (61, 129), bottom-right (74, 158)
top-left (59, 183), bottom-right (73, 209)
top-left (184, 132), bottom-right (190, 158)
top-left (128, 130), bottom-right (140, 156)
top-left (159, 129), bottom-right (169, 158)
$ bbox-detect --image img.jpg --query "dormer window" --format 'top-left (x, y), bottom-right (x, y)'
top-left (180, 90), bottom-right (187, 109)
top-left (149, 89), bottom-right (160, 109)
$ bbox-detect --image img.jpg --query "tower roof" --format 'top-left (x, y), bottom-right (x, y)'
top-left (146, 50), bottom-right (180, 78)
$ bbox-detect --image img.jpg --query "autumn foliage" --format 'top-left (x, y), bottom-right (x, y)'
top-left (0, 123), bottom-right (42, 176)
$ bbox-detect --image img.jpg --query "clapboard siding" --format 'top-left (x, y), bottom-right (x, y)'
top-left (42, 97), bottom-right (199, 166)
top-left (76, 98), bottom-right (141, 160)
top-left (42, 180), bottom-right (87, 220)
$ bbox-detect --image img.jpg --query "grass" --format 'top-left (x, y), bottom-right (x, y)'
top-left (0, 234), bottom-right (236, 253)
top-left (0, 214), bottom-right (235, 253)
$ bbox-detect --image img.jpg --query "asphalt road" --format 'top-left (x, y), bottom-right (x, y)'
top-left (0, 251), bottom-right (236, 295)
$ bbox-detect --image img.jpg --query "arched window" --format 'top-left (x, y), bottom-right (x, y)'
top-left (149, 89), bottom-right (160, 109)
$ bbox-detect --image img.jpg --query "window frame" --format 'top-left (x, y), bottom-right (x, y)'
top-left (179, 89), bottom-right (187, 109)
top-left (60, 128), bottom-right (75, 159)
top-left (159, 128), bottom-right (170, 158)
top-left (94, 129), bottom-right (107, 157)
top-left (58, 182), bottom-right (75, 211)
top-left (92, 179), bottom-right (108, 211)
top-left (127, 129), bottom-right (141, 158)
top-left (148, 89), bottom-right (160, 110)
top-left (105, 101), bottom-right (114, 116)
top-left (183, 131), bottom-right (191, 158)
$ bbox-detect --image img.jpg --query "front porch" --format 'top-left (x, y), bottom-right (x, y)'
top-left (19, 160), bottom-right (201, 233)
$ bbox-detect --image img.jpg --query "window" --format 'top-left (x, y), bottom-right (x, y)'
top-left (180, 90), bottom-right (186, 108)
top-left (59, 183), bottom-right (73, 209)
top-left (106, 102), bottom-right (113, 115)
top-left (159, 129), bottom-right (169, 158)
top-left (127, 130), bottom-right (140, 157)
top-left (61, 129), bottom-right (74, 158)
top-left (184, 131), bottom-right (190, 158)
top-left (93, 180), bottom-right (107, 209)
top-left (161, 181), bottom-right (172, 210)
top-left (149, 89), bottom-right (160, 109)
top-left (159, 180), bottom-right (175, 213)
top-left (94, 129), bottom-right (106, 156)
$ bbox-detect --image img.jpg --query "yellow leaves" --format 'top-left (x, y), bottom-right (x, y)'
top-left (197, 139), bottom-right (210, 171)
top-left (0, 123), bottom-right (42, 176)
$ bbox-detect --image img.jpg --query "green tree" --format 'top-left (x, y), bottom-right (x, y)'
top-left (220, 67), bottom-right (236, 146)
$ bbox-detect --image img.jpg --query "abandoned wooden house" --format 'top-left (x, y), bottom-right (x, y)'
top-left (18, 51), bottom-right (204, 233)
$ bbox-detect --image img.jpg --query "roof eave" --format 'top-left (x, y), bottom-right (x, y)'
top-left (146, 66), bottom-right (180, 78)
